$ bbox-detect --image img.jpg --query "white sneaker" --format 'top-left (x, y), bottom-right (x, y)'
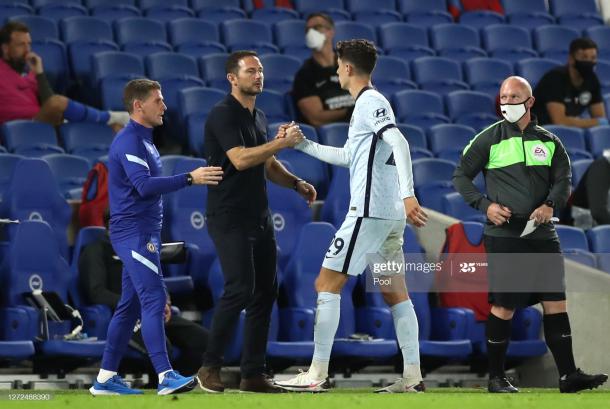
top-left (274, 370), bottom-right (329, 392)
top-left (374, 378), bottom-right (425, 393)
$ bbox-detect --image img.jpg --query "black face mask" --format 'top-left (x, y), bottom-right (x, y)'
top-left (574, 60), bottom-right (596, 79)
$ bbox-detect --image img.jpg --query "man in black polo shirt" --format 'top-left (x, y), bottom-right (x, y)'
top-left (197, 50), bottom-right (317, 394)
top-left (292, 13), bottom-right (355, 127)
top-left (533, 38), bottom-right (608, 128)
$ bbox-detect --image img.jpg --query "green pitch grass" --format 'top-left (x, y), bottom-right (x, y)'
top-left (4, 388), bottom-right (610, 409)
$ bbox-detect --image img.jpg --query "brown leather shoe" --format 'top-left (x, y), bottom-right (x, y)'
top-left (239, 375), bottom-right (287, 393)
top-left (197, 366), bottom-right (224, 393)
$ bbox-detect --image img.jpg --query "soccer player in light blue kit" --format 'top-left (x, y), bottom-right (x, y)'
top-left (90, 79), bottom-right (224, 396)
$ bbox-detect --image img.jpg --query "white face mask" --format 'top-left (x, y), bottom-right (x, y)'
top-left (305, 28), bottom-right (326, 51)
top-left (500, 97), bottom-right (530, 123)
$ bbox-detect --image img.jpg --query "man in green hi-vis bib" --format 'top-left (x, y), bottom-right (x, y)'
top-left (453, 76), bottom-right (607, 394)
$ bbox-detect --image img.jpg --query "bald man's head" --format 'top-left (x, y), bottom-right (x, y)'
top-left (500, 76), bottom-right (532, 98)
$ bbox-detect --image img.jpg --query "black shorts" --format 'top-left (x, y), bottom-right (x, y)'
top-left (484, 235), bottom-right (566, 309)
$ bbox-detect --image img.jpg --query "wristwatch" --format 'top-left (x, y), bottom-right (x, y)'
top-left (186, 173), bottom-right (193, 186)
top-left (544, 199), bottom-right (555, 208)
top-left (293, 178), bottom-right (305, 190)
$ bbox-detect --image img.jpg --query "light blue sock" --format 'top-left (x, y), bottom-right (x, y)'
top-left (391, 299), bottom-right (422, 379)
top-left (312, 292), bottom-right (341, 367)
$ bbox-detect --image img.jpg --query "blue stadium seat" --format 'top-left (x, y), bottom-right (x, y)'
top-left (543, 125), bottom-right (589, 158)
top-left (31, 0), bottom-right (81, 6)
top-left (534, 25), bottom-right (580, 62)
top-left (122, 42), bottom-right (172, 57)
top-left (1, 120), bottom-right (64, 157)
top-left (515, 58), bottom-right (561, 88)
top-left (68, 41), bottom-right (119, 94)
top-left (274, 19), bottom-right (308, 59)
top-left (31, 39), bottom-right (69, 94)
top-left (372, 56), bottom-right (417, 99)
top-left (91, 5), bottom-right (141, 23)
top-left (378, 23), bottom-right (435, 61)
top-left (459, 10), bottom-right (504, 29)
top-left (585, 26), bottom-right (610, 62)
top-left (198, 53), bottom-right (228, 90)
top-left (266, 303), bottom-right (315, 361)
top-left (60, 15), bottom-right (114, 46)
top-left (221, 19), bottom-right (277, 55)
top-left (144, 5), bottom-right (194, 22)
top-left (504, 0), bottom-right (555, 31)
top-left (160, 77), bottom-right (206, 144)
top-left (586, 126), bottom-right (610, 157)
top-left (159, 155), bottom-right (190, 177)
top-left (139, 0), bottom-right (188, 10)
top-left (93, 50), bottom-right (144, 84)
top-left (197, 6), bottom-right (246, 25)
top-left (482, 24), bottom-right (537, 65)
top-left (178, 87), bottom-right (225, 155)
top-left (115, 17), bottom-right (167, 46)
top-left (0, 160), bottom-right (71, 258)
top-left (347, 0), bottom-right (396, 12)
top-left (399, 0), bottom-right (453, 27)
top-left (42, 153), bottom-right (89, 199)
top-left (167, 17), bottom-right (220, 48)
top-left (176, 42), bottom-right (226, 58)
top-left (320, 166), bottom-right (350, 228)
top-left (0, 340), bottom-right (35, 360)
top-left (146, 52), bottom-right (199, 81)
top-left (464, 58), bottom-right (514, 97)
top-left (85, 0), bottom-right (135, 7)
top-left (427, 123), bottom-right (476, 157)
top-left (318, 123), bottom-right (348, 148)
top-left (555, 225), bottom-right (596, 267)
top-left (259, 54), bottom-right (301, 94)
top-left (587, 226), bottom-right (610, 274)
top-left (430, 23), bottom-right (486, 62)
top-left (334, 21), bottom-right (376, 44)
top-left (392, 90), bottom-right (450, 129)
top-left (192, 0), bottom-right (240, 11)
top-left (251, 7), bottom-right (299, 24)
top-left (9, 15), bottom-right (57, 40)
top-left (396, 123), bottom-right (427, 150)
top-left (571, 159), bottom-right (593, 187)
top-left (0, 4), bottom-right (32, 25)
top-left (100, 76), bottom-right (140, 111)
top-left (277, 149), bottom-right (329, 199)
top-left (0, 221), bottom-right (105, 359)
top-left (595, 60), bottom-right (610, 95)
top-left (549, 0), bottom-right (603, 31)
top-left (412, 158), bottom-right (456, 211)
top-left (442, 191), bottom-right (486, 222)
top-left (293, 0), bottom-right (344, 16)
top-left (59, 123), bottom-right (114, 165)
top-left (256, 90), bottom-right (292, 123)
top-left (411, 56), bottom-right (469, 96)
top-left (353, 10), bottom-right (402, 26)
top-left (267, 181), bottom-right (312, 269)
top-left (0, 153), bottom-right (23, 201)
top-left (37, 3), bottom-right (87, 21)
top-left (445, 90), bottom-right (497, 130)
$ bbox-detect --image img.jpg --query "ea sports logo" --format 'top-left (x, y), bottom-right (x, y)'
top-left (190, 211), bottom-right (205, 230)
top-left (272, 213), bottom-right (285, 231)
top-left (29, 274), bottom-right (43, 291)
top-left (532, 144), bottom-right (548, 161)
top-left (29, 211), bottom-right (43, 221)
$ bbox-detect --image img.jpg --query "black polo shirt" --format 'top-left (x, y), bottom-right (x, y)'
top-left (204, 94), bottom-right (269, 217)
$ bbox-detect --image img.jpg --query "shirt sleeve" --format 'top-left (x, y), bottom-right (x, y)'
top-left (539, 70), bottom-right (567, 104)
top-left (546, 136), bottom-right (572, 208)
top-left (118, 136), bottom-right (187, 198)
top-left (291, 65), bottom-right (316, 102)
top-left (453, 129), bottom-right (493, 212)
top-left (363, 93), bottom-right (397, 136)
top-left (590, 75), bottom-right (603, 104)
top-left (206, 106), bottom-right (245, 152)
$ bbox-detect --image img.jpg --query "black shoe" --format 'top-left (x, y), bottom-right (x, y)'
top-left (559, 369), bottom-right (608, 393)
top-left (488, 376), bottom-right (519, 393)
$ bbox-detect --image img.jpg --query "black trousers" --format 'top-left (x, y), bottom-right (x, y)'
top-left (203, 211), bottom-right (278, 378)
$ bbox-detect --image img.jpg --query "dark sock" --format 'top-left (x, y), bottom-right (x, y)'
top-left (486, 312), bottom-right (511, 379)
top-left (543, 312), bottom-right (577, 378)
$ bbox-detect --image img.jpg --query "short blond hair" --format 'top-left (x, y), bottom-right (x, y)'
top-left (123, 78), bottom-right (161, 114)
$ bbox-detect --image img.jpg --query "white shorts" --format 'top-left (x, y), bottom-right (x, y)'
top-left (322, 216), bottom-right (407, 276)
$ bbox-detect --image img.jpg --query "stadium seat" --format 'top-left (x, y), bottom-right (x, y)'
top-left (159, 77), bottom-right (206, 145)
top-left (399, 0), bottom-right (453, 27)
top-left (144, 5), bottom-right (194, 22)
top-left (555, 225), bottom-right (596, 267)
top-left (445, 91), bottom-right (497, 130)
top-left (42, 153), bottom-right (90, 199)
top-left (90, 5), bottom-right (141, 23)
top-left (371, 56), bottom-right (417, 98)
top-left (192, 0), bottom-right (240, 11)
top-left (430, 23), bottom-right (486, 62)
top-left (1, 120), bottom-right (64, 157)
top-left (114, 17), bottom-right (167, 46)
top-left (427, 123), bottom-right (476, 158)
top-left (334, 21), bottom-right (376, 44)
top-left (251, 7), bottom-right (300, 24)
top-left (0, 159), bottom-right (71, 258)
top-left (198, 53), bottom-right (228, 90)
top-left (9, 15), bottom-right (57, 41)
top-left (256, 90), bottom-right (292, 123)
top-left (0, 4), bottom-right (33, 25)
top-left (378, 23), bottom-right (435, 61)
top-left (266, 303), bottom-right (315, 362)
top-left (515, 58), bottom-right (561, 88)
top-left (587, 126), bottom-right (610, 157)
top-left (543, 125), bottom-right (588, 157)
top-left (266, 181), bottom-right (312, 269)
top-left (259, 55), bottom-right (301, 94)
top-left (481, 24), bottom-right (537, 65)
top-left (459, 10), bottom-right (504, 29)
top-left (0, 221), bottom-right (106, 359)
top-left (146, 52), bottom-right (199, 81)
top-left (504, 0), bottom-right (555, 31)
top-left (85, 0), bottom-right (136, 7)
top-left (549, 0), bottom-right (603, 31)
top-left (353, 10), bottom-right (402, 26)
top-left (318, 123), bottom-right (348, 148)
top-left (159, 154), bottom-right (190, 177)
top-left (412, 158), bottom-right (456, 211)
top-left (93, 51), bottom-right (144, 84)
top-left (31, 39), bottom-right (69, 94)
top-left (139, 0), bottom-right (189, 10)
top-left (392, 90), bottom-right (450, 129)
top-left (178, 87), bottom-right (225, 155)
top-left (464, 58), bottom-right (513, 97)
top-left (396, 123), bottom-right (427, 150)
top-left (100, 76), bottom-right (140, 111)
top-left (274, 19), bottom-right (308, 59)
top-left (0, 153), bottom-right (23, 202)
top-left (59, 123), bottom-right (114, 165)
top-left (320, 166), bottom-right (350, 228)
top-left (585, 26), bottom-right (610, 62)
top-left (197, 7), bottom-right (246, 25)
top-left (571, 159), bottom-right (593, 187)
top-left (587, 226), bottom-right (610, 274)
top-left (293, 0), bottom-right (344, 16)
top-left (221, 19), bottom-right (277, 55)
top-left (37, 3), bottom-right (87, 21)
top-left (533, 25), bottom-right (580, 62)
top-left (411, 57), bottom-right (469, 96)
top-left (595, 60), bottom-right (610, 95)
top-left (277, 149), bottom-right (329, 199)
top-left (442, 191), bottom-right (486, 222)
top-left (167, 18), bottom-right (220, 48)
top-left (60, 15), bottom-right (114, 46)
top-left (31, 0), bottom-right (81, 7)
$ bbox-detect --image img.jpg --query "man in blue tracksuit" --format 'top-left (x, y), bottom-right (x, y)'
top-left (90, 78), bottom-right (223, 396)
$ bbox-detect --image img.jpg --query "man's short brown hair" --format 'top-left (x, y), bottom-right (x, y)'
top-left (123, 78), bottom-right (161, 114)
top-left (0, 21), bottom-right (29, 57)
top-left (336, 39), bottom-right (378, 75)
top-left (225, 50), bottom-right (258, 75)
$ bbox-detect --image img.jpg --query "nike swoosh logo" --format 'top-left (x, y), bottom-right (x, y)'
top-left (561, 334), bottom-right (572, 338)
top-left (324, 255), bottom-right (335, 259)
top-left (315, 80), bottom-right (327, 88)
